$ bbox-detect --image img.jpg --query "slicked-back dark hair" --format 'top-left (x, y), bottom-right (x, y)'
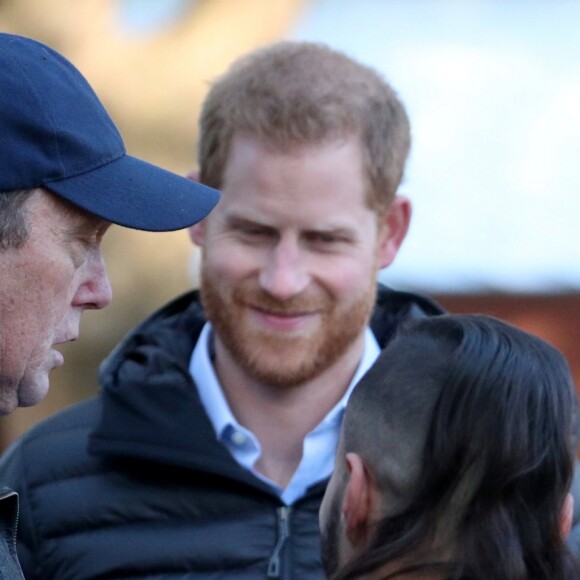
top-left (336, 314), bottom-right (578, 579)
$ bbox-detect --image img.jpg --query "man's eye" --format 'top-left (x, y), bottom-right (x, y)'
top-left (239, 226), bottom-right (271, 238)
top-left (78, 234), bottom-right (98, 247)
top-left (307, 233), bottom-right (340, 244)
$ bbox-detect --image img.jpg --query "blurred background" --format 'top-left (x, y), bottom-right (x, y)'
top-left (1, 0), bottom-right (579, 450)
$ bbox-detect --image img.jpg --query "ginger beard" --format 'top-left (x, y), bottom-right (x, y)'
top-left (199, 263), bottom-right (377, 389)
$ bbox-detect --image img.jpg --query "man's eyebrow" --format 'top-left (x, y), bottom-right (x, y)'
top-left (225, 214), bottom-right (358, 236)
top-left (302, 225), bottom-right (359, 241)
top-left (64, 214), bottom-right (109, 236)
top-left (224, 214), bottom-right (270, 229)
top-left (308, 225), bottom-right (355, 235)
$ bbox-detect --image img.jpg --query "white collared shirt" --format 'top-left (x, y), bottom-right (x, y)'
top-left (189, 323), bottom-right (380, 505)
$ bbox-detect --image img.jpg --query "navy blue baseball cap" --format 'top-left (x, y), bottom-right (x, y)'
top-left (0, 33), bottom-right (219, 231)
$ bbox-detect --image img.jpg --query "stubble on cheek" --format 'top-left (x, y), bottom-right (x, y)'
top-left (0, 333), bottom-right (22, 414)
top-left (0, 374), bottom-right (19, 415)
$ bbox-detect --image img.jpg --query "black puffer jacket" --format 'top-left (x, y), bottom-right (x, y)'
top-left (0, 287), bottom-right (443, 579)
top-left (0, 487), bottom-right (24, 579)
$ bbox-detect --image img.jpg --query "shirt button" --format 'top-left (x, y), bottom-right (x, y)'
top-left (231, 431), bottom-right (247, 446)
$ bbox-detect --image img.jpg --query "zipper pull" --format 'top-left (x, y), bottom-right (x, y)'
top-left (267, 506), bottom-right (290, 578)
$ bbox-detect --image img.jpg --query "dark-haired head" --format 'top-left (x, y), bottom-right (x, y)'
top-left (320, 314), bottom-right (578, 579)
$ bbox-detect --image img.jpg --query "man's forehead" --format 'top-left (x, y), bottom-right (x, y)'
top-left (229, 130), bottom-right (361, 155)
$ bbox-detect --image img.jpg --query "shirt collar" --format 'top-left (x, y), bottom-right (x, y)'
top-left (190, 322), bottom-right (381, 504)
top-left (190, 323), bottom-right (380, 439)
top-left (190, 323), bottom-right (240, 440)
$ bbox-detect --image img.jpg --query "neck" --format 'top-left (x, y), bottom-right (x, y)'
top-left (213, 332), bottom-right (366, 488)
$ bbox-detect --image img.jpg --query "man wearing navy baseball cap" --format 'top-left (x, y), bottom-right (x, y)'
top-left (0, 32), bottom-right (219, 577)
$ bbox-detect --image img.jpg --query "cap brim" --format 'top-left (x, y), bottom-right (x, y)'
top-left (45, 154), bottom-right (220, 232)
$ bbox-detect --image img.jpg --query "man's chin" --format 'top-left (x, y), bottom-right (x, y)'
top-left (0, 373), bottom-right (48, 415)
top-left (17, 373), bottom-right (51, 407)
top-left (0, 394), bottom-right (18, 416)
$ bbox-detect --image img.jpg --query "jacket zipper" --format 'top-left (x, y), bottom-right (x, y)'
top-left (267, 506), bottom-right (290, 578)
top-left (13, 492), bottom-right (19, 550)
top-left (0, 489), bottom-right (25, 579)
top-left (0, 489), bottom-right (19, 549)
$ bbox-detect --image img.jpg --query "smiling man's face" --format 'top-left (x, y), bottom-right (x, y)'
top-left (0, 189), bottom-right (112, 414)
top-left (190, 133), bottom-right (397, 389)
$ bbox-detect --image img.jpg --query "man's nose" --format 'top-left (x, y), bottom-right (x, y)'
top-left (72, 251), bottom-right (113, 310)
top-left (259, 238), bottom-right (310, 301)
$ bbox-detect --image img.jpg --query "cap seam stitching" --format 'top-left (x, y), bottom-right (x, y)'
top-left (17, 46), bottom-right (65, 177)
top-left (43, 150), bottom-right (126, 184)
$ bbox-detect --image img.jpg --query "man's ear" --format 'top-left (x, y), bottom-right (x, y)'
top-left (376, 196), bottom-right (411, 269)
top-left (560, 492), bottom-right (574, 539)
top-left (188, 220), bottom-right (206, 247)
top-left (187, 169), bottom-right (210, 247)
top-left (343, 453), bottom-right (374, 548)
top-left (186, 169), bottom-right (200, 182)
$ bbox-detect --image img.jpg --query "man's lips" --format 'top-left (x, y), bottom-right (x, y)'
top-left (53, 334), bottom-right (79, 346)
top-left (50, 335), bottom-right (78, 368)
top-left (52, 349), bottom-right (65, 367)
top-left (249, 306), bottom-right (319, 331)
